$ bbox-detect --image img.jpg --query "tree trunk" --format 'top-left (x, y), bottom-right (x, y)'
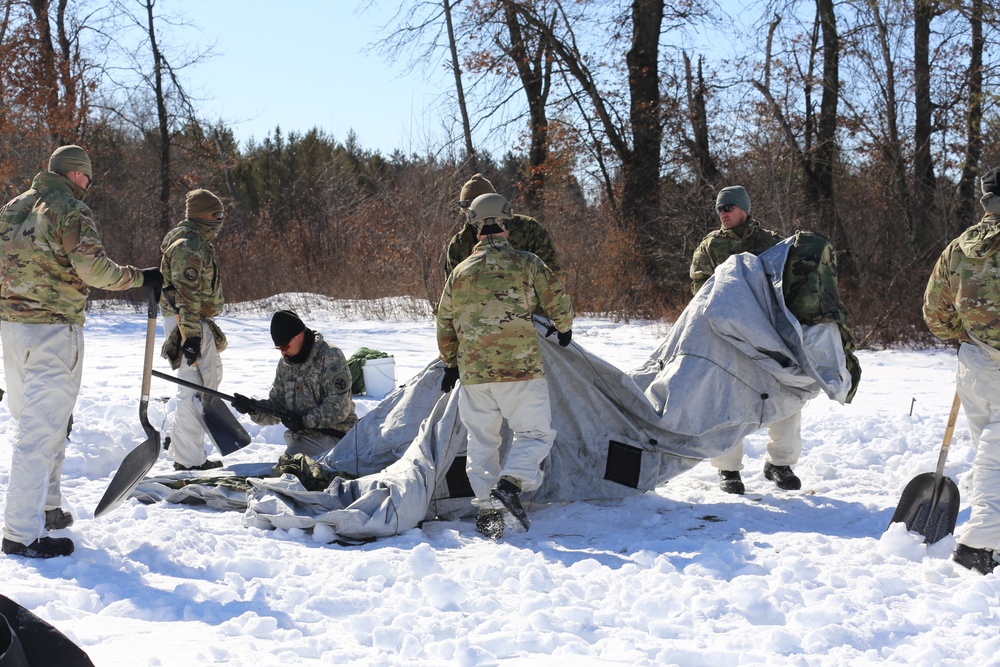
top-left (502, 1), bottom-right (550, 211)
top-left (622, 0), bottom-right (663, 232)
top-left (913, 0), bottom-right (936, 255)
top-left (444, 0), bottom-right (476, 172)
top-left (956, 0), bottom-right (983, 234)
top-left (683, 52), bottom-right (719, 189)
top-left (145, 0), bottom-right (171, 233)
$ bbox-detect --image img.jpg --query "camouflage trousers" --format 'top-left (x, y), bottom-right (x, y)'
top-left (1, 323), bottom-right (81, 544)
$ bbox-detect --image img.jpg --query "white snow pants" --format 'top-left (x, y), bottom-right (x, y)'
top-left (956, 343), bottom-right (1000, 550)
top-left (710, 410), bottom-right (803, 471)
top-left (458, 378), bottom-right (556, 502)
top-left (2, 323), bottom-right (82, 544)
top-left (163, 318), bottom-right (222, 468)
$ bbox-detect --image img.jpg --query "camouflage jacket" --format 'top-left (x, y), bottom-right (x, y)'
top-left (689, 218), bottom-right (785, 294)
top-left (437, 237), bottom-right (574, 384)
top-left (250, 331), bottom-right (359, 434)
top-left (924, 213), bottom-right (1000, 350)
top-left (159, 218), bottom-right (224, 340)
top-left (0, 171), bottom-right (144, 324)
top-left (445, 213), bottom-right (560, 276)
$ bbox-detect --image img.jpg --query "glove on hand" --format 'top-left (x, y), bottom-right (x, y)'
top-left (441, 366), bottom-right (460, 393)
top-left (181, 337), bottom-right (201, 365)
top-left (281, 413), bottom-right (305, 433)
top-left (231, 393), bottom-right (253, 415)
top-left (557, 329), bottom-right (573, 347)
top-left (141, 267), bottom-right (164, 300)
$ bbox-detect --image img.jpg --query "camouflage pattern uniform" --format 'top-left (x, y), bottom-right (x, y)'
top-left (689, 218), bottom-right (784, 294)
top-left (924, 211), bottom-right (1000, 554)
top-left (159, 217), bottom-right (226, 468)
top-left (247, 330), bottom-right (358, 458)
top-left (689, 217), bottom-right (802, 475)
top-left (437, 236), bottom-right (573, 501)
top-left (445, 214), bottom-right (560, 276)
top-left (0, 170), bottom-right (144, 546)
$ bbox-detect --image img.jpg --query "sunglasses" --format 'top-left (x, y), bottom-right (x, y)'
top-left (275, 342), bottom-right (293, 352)
top-left (716, 203), bottom-right (736, 213)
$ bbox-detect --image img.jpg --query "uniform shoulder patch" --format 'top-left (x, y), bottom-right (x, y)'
top-left (183, 267), bottom-right (198, 281)
top-left (335, 378), bottom-right (347, 392)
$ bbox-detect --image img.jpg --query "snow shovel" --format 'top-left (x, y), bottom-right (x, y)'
top-left (95, 285), bottom-right (162, 518)
top-left (149, 370), bottom-right (252, 456)
top-left (889, 391), bottom-right (962, 544)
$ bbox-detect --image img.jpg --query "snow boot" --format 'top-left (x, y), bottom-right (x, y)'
top-left (763, 462), bottom-right (801, 490)
top-left (475, 508), bottom-right (505, 540)
top-left (718, 470), bottom-right (745, 495)
top-left (2, 537), bottom-right (74, 559)
top-left (173, 459), bottom-right (223, 472)
top-left (953, 543), bottom-right (998, 575)
top-left (490, 477), bottom-right (530, 533)
top-left (44, 508), bottom-right (74, 530)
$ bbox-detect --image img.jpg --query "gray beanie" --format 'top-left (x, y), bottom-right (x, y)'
top-left (48, 145), bottom-right (92, 179)
top-left (716, 185), bottom-right (751, 215)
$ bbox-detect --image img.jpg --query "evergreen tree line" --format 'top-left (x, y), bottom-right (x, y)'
top-left (3, 0), bottom-right (1000, 347)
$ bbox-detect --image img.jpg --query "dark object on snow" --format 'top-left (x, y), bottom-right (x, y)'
top-left (889, 391), bottom-right (961, 544)
top-left (43, 509), bottom-right (73, 531)
top-left (0, 593), bottom-right (94, 666)
top-left (718, 470), bottom-right (745, 495)
top-left (95, 286), bottom-right (163, 518)
top-left (475, 508), bottom-right (504, 540)
top-left (952, 543), bottom-right (998, 575)
top-left (1, 537), bottom-right (73, 559)
top-left (763, 462), bottom-right (801, 490)
top-left (490, 477), bottom-right (529, 533)
top-left (346, 347), bottom-right (390, 395)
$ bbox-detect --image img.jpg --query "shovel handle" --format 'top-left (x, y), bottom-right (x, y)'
top-left (151, 369), bottom-right (292, 420)
top-left (935, 391), bottom-right (962, 478)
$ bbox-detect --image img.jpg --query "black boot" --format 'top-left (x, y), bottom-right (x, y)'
top-left (953, 543), bottom-right (998, 575)
top-left (718, 470), bottom-right (745, 495)
top-left (2, 537), bottom-right (74, 559)
top-left (490, 477), bottom-right (530, 532)
top-left (44, 508), bottom-right (74, 530)
top-left (763, 462), bottom-right (801, 490)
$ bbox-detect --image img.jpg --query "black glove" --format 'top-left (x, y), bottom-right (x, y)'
top-left (557, 329), bottom-right (572, 347)
top-left (231, 393), bottom-right (253, 415)
top-left (441, 366), bottom-right (460, 393)
top-left (141, 267), bottom-right (164, 300)
top-left (281, 413), bottom-right (305, 433)
top-left (180, 337), bottom-right (201, 365)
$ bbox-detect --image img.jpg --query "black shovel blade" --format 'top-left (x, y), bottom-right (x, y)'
top-left (889, 472), bottom-right (961, 544)
top-left (200, 395), bottom-right (251, 456)
top-left (94, 430), bottom-right (161, 518)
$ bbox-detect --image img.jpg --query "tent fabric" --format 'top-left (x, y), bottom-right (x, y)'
top-left (132, 238), bottom-right (853, 542)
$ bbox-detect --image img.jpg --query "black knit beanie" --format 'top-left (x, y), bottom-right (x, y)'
top-left (270, 310), bottom-right (306, 346)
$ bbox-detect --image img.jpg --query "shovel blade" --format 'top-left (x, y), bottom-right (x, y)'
top-left (200, 395), bottom-right (251, 456)
top-left (95, 432), bottom-right (161, 518)
top-left (889, 472), bottom-right (961, 544)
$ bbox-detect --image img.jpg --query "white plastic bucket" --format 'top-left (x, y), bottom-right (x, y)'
top-left (362, 357), bottom-right (397, 398)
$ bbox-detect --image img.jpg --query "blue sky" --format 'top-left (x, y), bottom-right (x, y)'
top-left (170, 1), bottom-right (451, 155)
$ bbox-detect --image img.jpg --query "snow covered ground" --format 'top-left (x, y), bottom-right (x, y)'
top-left (0, 298), bottom-right (997, 666)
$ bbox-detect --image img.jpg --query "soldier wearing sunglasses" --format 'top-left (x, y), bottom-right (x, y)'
top-left (689, 186), bottom-right (802, 496)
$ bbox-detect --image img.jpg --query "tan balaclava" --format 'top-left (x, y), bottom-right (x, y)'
top-left (185, 189), bottom-right (224, 221)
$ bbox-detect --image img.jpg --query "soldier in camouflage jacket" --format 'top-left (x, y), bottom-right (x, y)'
top-left (689, 186), bottom-right (804, 496)
top-left (444, 173), bottom-right (560, 276)
top-left (232, 311), bottom-right (358, 459)
top-left (923, 167), bottom-right (1000, 574)
top-left (0, 145), bottom-right (155, 558)
top-left (437, 193), bottom-right (573, 537)
top-left (158, 189), bottom-right (228, 471)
